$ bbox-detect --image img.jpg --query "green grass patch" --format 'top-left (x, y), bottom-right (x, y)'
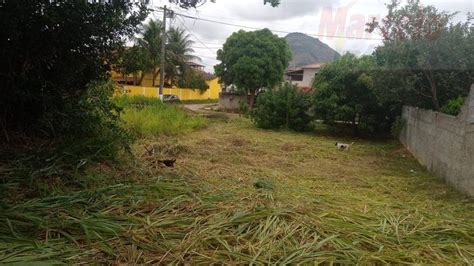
top-left (116, 95), bottom-right (206, 137)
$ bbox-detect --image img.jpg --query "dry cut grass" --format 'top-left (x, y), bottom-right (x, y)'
top-left (1, 116), bottom-right (473, 264)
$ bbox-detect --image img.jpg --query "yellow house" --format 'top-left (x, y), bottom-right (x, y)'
top-left (111, 62), bottom-right (222, 101)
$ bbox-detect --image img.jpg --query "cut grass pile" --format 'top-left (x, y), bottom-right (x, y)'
top-left (115, 95), bottom-right (206, 137)
top-left (1, 116), bottom-right (473, 264)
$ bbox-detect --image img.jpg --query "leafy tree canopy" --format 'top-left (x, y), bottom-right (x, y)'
top-left (367, 0), bottom-right (474, 111)
top-left (119, 46), bottom-right (150, 85)
top-left (178, 70), bottom-right (210, 91)
top-left (215, 29), bottom-right (291, 108)
top-left (0, 0), bottom-right (148, 139)
top-left (313, 53), bottom-right (393, 135)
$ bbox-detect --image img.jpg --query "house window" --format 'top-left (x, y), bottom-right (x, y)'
top-left (286, 70), bottom-right (304, 82)
top-left (289, 74), bottom-right (303, 81)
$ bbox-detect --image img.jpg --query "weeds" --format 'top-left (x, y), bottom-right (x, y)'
top-left (1, 117), bottom-right (473, 264)
top-left (116, 95), bottom-right (206, 137)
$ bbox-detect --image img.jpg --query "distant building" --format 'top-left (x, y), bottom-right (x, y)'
top-left (187, 61), bottom-right (206, 72)
top-left (284, 63), bottom-right (323, 89)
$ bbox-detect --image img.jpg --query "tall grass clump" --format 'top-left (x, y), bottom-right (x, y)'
top-left (115, 95), bottom-right (206, 137)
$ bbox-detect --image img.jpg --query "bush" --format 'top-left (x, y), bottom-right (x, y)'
top-left (64, 80), bottom-right (132, 159)
top-left (440, 97), bottom-right (465, 116)
top-left (2, 80), bottom-right (132, 182)
top-left (116, 95), bottom-right (206, 137)
top-left (251, 84), bottom-right (312, 131)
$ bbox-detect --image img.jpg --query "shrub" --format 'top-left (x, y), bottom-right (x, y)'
top-left (3, 80), bottom-right (132, 182)
top-left (64, 80), bottom-right (132, 159)
top-left (440, 97), bottom-right (465, 116)
top-left (251, 83), bottom-right (312, 131)
top-left (116, 95), bottom-right (206, 137)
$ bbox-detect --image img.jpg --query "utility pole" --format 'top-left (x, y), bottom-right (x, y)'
top-left (159, 5), bottom-right (167, 101)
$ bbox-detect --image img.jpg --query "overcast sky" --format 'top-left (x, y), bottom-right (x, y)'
top-left (147, 0), bottom-right (473, 72)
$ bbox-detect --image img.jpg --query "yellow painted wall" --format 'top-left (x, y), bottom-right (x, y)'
top-left (112, 70), bottom-right (222, 100)
top-left (140, 73), bottom-right (158, 87)
top-left (121, 77), bottom-right (221, 100)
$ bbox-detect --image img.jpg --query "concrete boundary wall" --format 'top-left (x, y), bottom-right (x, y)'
top-left (400, 85), bottom-right (474, 197)
top-left (218, 92), bottom-right (248, 111)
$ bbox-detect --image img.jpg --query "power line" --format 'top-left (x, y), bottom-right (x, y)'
top-left (176, 15), bottom-right (218, 55)
top-left (173, 15), bottom-right (218, 70)
top-left (174, 12), bottom-right (384, 41)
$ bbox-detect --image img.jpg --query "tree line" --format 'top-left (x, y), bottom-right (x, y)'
top-left (218, 0), bottom-right (473, 136)
top-left (313, 0), bottom-right (473, 135)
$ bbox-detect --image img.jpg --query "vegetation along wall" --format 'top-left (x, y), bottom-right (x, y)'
top-left (122, 78), bottom-right (221, 100)
top-left (400, 85), bottom-right (474, 197)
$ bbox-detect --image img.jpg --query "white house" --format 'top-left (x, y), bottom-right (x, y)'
top-left (284, 63), bottom-right (323, 89)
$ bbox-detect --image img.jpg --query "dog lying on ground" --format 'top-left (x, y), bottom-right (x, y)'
top-left (335, 142), bottom-right (354, 150)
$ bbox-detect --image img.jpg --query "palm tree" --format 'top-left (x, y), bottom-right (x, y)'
top-left (137, 20), bottom-right (200, 87)
top-left (137, 19), bottom-right (162, 87)
top-left (165, 27), bottom-right (200, 85)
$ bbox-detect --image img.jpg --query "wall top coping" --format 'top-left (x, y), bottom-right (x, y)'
top-left (404, 84), bottom-right (474, 124)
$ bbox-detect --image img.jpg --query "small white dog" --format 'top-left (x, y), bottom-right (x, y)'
top-left (335, 142), bottom-right (354, 151)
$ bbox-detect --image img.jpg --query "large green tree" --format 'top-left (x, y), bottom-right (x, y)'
top-left (0, 0), bottom-right (148, 140)
top-left (367, 0), bottom-right (474, 111)
top-left (215, 29), bottom-right (291, 109)
top-left (313, 54), bottom-right (392, 135)
top-left (119, 45), bottom-right (150, 85)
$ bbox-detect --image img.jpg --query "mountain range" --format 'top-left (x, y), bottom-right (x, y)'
top-left (285, 32), bottom-right (341, 68)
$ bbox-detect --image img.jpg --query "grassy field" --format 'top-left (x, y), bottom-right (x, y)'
top-left (1, 113), bottom-right (473, 264)
top-left (116, 95), bottom-right (207, 137)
